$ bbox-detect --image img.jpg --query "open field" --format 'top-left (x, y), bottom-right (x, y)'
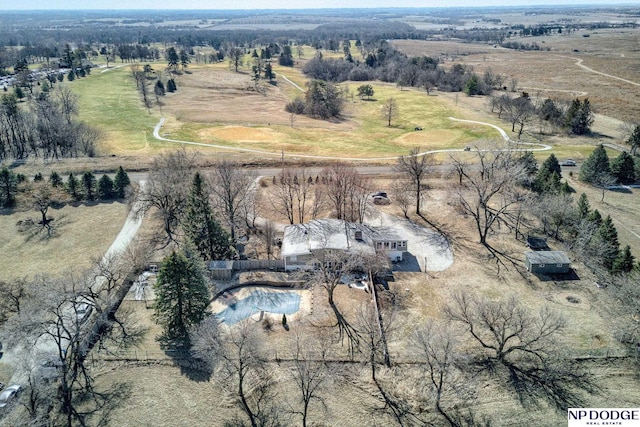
top-left (0, 202), bottom-right (129, 282)
top-left (393, 28), bottom-right (640, 123)
top-left (72, 66), bottom-right (168, 155)
top-left (74, 63), bottom-right (501, 159)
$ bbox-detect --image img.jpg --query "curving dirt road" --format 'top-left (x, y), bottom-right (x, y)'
top-left (571, 56), bottom-right (640, 87)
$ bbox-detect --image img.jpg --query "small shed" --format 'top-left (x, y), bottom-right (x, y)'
top-left (208, 260), bottom-right (234, 280)
top-left (526, 236), bottom-right (549, 251)
top-left (524, 251), bottom-right (571, 274)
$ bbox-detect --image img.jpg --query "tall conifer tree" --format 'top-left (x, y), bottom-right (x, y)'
top-left (153, 250), bottom-right (210, 344)
top-left (183, 172), bottom-right (233, 261)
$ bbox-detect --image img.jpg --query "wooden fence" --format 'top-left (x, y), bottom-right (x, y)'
top-left (209, 259), bottom-right (285, 280)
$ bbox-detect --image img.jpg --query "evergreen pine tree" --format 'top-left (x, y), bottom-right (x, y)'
top-left (183, 172), bottom-right (233, 261)
top-left (627, 124), bottom-right (640, 156)
top-left (113, 166), bottom-right (130, 199)
top-left (610, 151), bottom-right (636, 184)
top-left (153, 250), bottom-right (210, 344)
top-left (0, 167), bottom-right (18, 208)
top-left (587, 209), bottom-right (602, 226)
top-left (565, 98), bottom-right (593, 135)
top-left (34, 172), bottom-right (43, 182)
top-left (579, 144), bottom-right (610, 183)
top-left (612, 245), bottom-right (635, 274)
top-left (66, 172), bottom-right (81, 201)
top-left (49, 171), bottom-right (63, 188)
top-left (98, 174), bottom-right (114, 200)
top-left (560, 181), bottom-right (573, 194)
top-left (577, 193), bottom-right (590, 220)
top-left (596, 215), bottom-right (620, 271)
top-left (533, 154), bottom-right (563, 193)
top-left (82, 171), bottom-right (97, 201)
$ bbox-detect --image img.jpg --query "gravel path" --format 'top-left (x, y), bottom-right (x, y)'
top-left (152, 117), bottom-right (551, 160)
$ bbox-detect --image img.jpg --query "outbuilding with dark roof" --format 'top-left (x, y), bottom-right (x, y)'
top-left (524, 251), bottom-right (571, 274)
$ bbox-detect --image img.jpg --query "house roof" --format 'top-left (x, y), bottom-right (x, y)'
top-left (281, 219), bottom-right (405, 258)
top-left (524, 251), bottom-right (571, 265)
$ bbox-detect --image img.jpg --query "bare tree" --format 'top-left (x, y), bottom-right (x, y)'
top-left (530, 193), bottom-right (576, 239)
top-left (306, 248), bottom-right (363, 354)
top-left (390, 180), bottom-right (412, 218)
top-left (0, 277), bottom-right (30, 324)
top-left (209, 160), bottom-right (255, 242)
top-left (131, 64), bottom-right (152, 111)
top-left (310, 183), bottom-right (325, 220)
top-left (135, 149), bottom-right (195, 247)
top-left (228, 46), bottom-right (244, 73)
top-left (445, 292), bottom-right (595, 409)
top-left (54, 86), bottom-right (79, 124)
top-left (20, 180), bottom-right (70, 237)
top-left (413, 320), bottom-right (478, 427)
top-left (354, 303), bottom-right (410, 426)
top-left (4, 273), bottom-right (138, 427)
top-left (381, 97), bottom-right (399, 127)
top-left (262, 220), bottom-right (276, 259)
top-left (394, 148), bottom-right (433, 216)
top-left (241, 186), bottom-right (260, 231)
top-left (191, 319), bottom-right (282, 427)
top-left (451, 142), bottom-right (527, 246)
top-left (321, 163), bottom-right (370, 222)
top-left (505, 95), bottom-right (536, 138)
top-left (593, 171), bottom-right (617, 202)
top-left (270, 168), bottom-right (297, 224)
top-left (287, 332), bottom-right (332, 427)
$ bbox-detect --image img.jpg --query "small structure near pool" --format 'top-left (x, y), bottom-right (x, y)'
top-left (524, 251), bottom-right (571, 274)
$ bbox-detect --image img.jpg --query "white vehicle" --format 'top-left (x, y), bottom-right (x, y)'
top-left (74, 301), bottom-right (93, 324)
top-left (0, 385), bottom-right (21, 408)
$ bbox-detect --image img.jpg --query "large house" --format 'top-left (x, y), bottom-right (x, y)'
top-left (281, 219), bottom-right (407, 271)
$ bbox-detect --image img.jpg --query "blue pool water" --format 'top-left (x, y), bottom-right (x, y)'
top-left (217, 289), bottom-right (301, 325)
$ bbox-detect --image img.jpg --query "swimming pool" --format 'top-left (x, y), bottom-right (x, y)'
top-left (216, 289), bottom-right (301, 325)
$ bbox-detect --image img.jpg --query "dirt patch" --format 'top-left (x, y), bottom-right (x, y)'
top-left (553, 291), bottom-right (591, 310)
top-left (198, 126), bottom-right (286, 143)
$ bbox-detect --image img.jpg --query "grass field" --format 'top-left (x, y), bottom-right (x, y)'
top-left (393, 29), bottom-right (640, 123)
top-left (73, 63), bottom-right (505, 159)
top-left (71, 65), bottom-right (170, 155)
top-left (0, 202), bottom-right (129, 282)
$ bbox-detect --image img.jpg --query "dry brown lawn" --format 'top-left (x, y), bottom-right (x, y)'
top-left (393, 28), bottom-right (640, 123)
top-left (0, 202), bottom-right (129, 282)
top-left (91, 173), bottom-right (639, 426)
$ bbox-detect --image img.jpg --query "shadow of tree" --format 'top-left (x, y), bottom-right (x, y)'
top-left (161, 343), bottom-right (212, 382)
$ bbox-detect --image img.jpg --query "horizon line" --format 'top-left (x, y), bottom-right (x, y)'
top-left (3, 3), bottom-right (640, 12)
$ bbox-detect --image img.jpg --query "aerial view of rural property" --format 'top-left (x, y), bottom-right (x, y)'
top-left (1, 0), bottom-right (639, 425)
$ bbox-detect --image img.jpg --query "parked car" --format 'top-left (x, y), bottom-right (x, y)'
top-left (560, 159), bottom-right (577, 166)
top-left (37, 358), bottom-right (63, 382)
top-left (0, 385), bottom-right (21, 408)
top-left (373, 195), bottom-right (391, 205)
top-left (74, 301), bottom-right (93, 324)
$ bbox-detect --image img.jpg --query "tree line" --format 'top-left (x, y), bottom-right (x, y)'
top-left (0, 85), bottom-right (101, 161)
